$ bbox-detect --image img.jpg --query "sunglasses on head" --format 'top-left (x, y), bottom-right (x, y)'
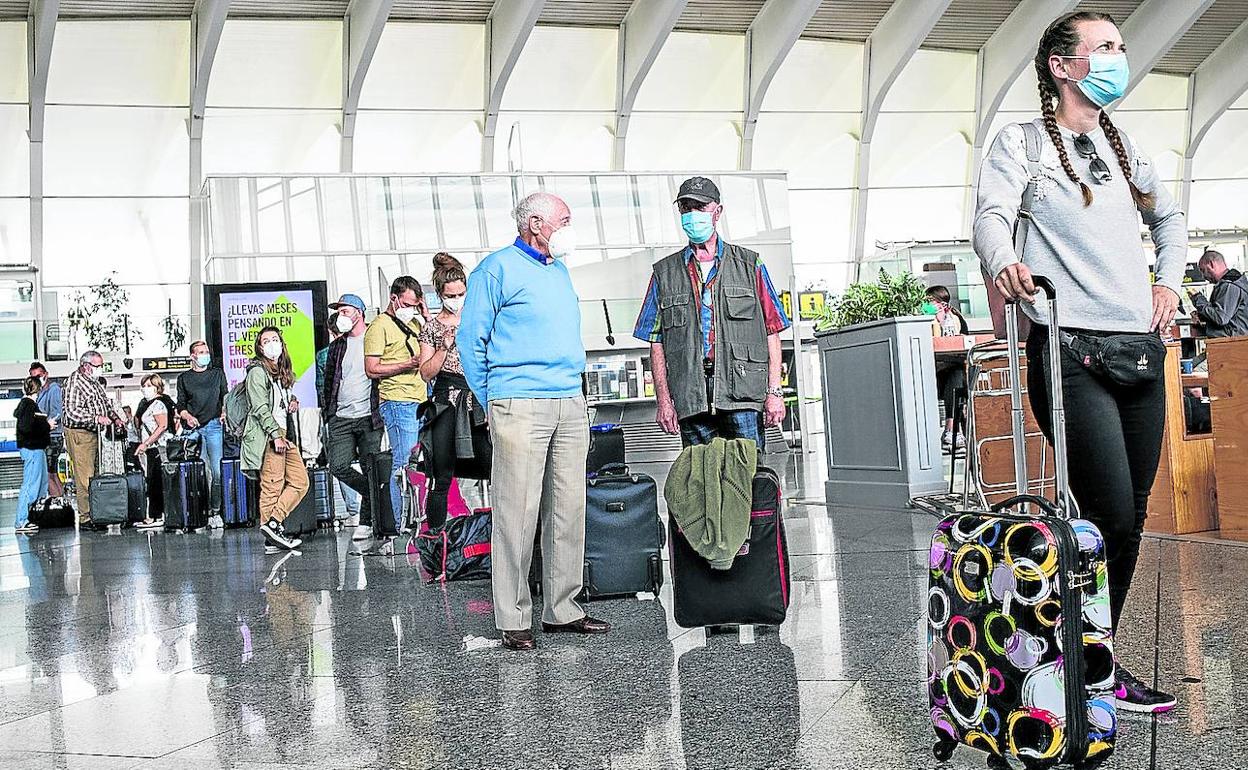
top-left (1073, 133), bottom-right (1113, 184)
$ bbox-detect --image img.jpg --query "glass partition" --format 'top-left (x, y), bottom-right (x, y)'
top-left (202, 172), bottom-right (795, 350)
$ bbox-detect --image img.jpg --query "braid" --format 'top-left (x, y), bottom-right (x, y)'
top-left (1038, 78), bottom-right (1092, 206)
top-left (1099, 112), bottom-right (1156, 211)
top-left (1034, 11), bottom-right (1116, 207)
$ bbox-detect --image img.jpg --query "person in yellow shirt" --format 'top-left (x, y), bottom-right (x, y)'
top-left (364, 275), bottom-right (428, 535)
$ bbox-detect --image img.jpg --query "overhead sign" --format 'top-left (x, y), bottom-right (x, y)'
top-left (143, 356), bottom-right (193, 372)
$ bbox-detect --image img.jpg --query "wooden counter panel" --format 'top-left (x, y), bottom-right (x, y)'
top-left (1208, 337), bottom-right (1248, 540)
top-left (1146, 343), bottom-right (1218, 535)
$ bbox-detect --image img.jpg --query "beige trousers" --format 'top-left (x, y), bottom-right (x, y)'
top-left (488, 396), bottom-right (589, 631)
top-left (64, 428), bottom-right (99, 522)
top-left (259, 443), bottom-right (309, 525)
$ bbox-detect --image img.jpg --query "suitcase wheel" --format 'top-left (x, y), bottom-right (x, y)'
top-left (932, 740), bottom-right (956, 763)
top-left (647, 554), bottom-right (663, 597)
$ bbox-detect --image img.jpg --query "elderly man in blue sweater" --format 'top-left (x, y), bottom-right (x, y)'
top-left (458, 191), bottom-right (611, 651)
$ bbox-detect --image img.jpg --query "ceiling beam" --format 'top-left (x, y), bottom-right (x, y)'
top-left (849, 0), bottom-right (952, 265)
top-left (481, 0), bottom-right (546, 171)
top-left (973, 0), bottom-right (1080, 151)
top-left (860, 0), bottom-right (951, 143)
top-left (27, 0), bottom-right (57, 143)
top-left (190, 0), bottom-right (230, 142)
top-left (612, 0), bottom-right (687, 170)
top-left (1116, 0), bottom-right (1215, 102)
top-left (739, 0), bottom-right (821, 169)
top-left (341, 0), bottom-right (395, 171)
top-left (1180, 16), bottom-right (1248, 211)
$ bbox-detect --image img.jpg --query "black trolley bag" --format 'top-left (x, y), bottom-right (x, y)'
top-left (287, 465), bottom-right (332, 536)
top-left (163, 458), bottom-right (208, 532)
top-left (583, 463), bottom-right (663, 599)
top-left (670, 464), bottom-right (790, 627)
top-left (928, 278), bottom-right (1116, 769)
top-left (88, 437), bottom-right (144, 527)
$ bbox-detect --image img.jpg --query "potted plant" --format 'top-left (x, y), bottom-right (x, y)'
top-left (815, 270), bottom-right (945, 510)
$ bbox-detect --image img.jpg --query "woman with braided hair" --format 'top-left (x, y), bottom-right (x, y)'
top-left (973, 11), bottom-right (1186, 713)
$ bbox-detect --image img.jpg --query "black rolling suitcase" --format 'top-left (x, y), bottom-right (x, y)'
top-left (287, 465), bottom-right (331, 536)
top-left (669, 464), bottom-right (790, 627)
top-left (586, 423), bottom-right (625, 474)
top-left (163, 459), bottom-right (208, 532)
top-left (928, 278), bottom-right (1116, 768)
top-left (220, 457), bottom-right (257, 527)
top-left (88, 438), bottom-right (144, 527)
top-left (367, 450), bottom-right (398, 537)
top-left (583, 463), bottom-right (663, 599)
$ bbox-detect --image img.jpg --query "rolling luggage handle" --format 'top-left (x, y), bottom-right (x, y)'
top-left (1005, 275), bottom-right (1073, 517)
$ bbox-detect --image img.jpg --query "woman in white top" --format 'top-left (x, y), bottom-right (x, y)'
top-left (134, 374), bottom-right (175, 530)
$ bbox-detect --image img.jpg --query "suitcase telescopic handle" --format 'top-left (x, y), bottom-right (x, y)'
top-left (1002, 274), bottom-right (1072, 518)
top-left (990, 494), bottom-right (1061, 517)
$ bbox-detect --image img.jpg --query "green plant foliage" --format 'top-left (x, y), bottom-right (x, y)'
top-left (65, 274), bottom-right (143, 355)
top-left (812, 270), bottom-right (928, 332)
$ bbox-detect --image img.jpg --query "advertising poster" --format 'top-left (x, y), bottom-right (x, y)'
top-left (210, 285), bottom-right (323, 409)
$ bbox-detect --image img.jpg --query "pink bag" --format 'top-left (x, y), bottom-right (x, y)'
top-left (404, 466), bottom-right (470, 534)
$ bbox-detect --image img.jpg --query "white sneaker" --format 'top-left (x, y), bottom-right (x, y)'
top-left (14, 523), bottom-right (39, 534)
top-left (135, 519), bottom-right (164, 530)
top-left (352, 524), bottom-right (373, 541)
top-left (344, 513), bottom-right (360, 527)
top-left (208, 514), bottom-right (225, 529)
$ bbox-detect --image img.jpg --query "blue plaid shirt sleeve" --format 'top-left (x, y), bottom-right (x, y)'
top-left (632, 275), bottom-right (663, 344)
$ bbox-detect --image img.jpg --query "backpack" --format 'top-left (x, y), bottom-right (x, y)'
top-left (223, 366), bottom-right (256, 439)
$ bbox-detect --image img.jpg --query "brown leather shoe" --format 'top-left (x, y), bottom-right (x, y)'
top-left (541, 615), bottom-right (611, 635)
top-left (501, 630), bottom-right (536, 650)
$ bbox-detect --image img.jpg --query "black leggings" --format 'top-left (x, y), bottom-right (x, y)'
top-left (423, 377), bottom-right (464, 531)
top-left (1026, 325), bottom-right (1165, 634)
top-left (935, 363), bottom-right (966, 423)
top-left (145, 447), bottom-right (164, 520)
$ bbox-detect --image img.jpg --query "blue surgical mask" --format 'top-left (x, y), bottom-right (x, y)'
top-left (194, 353), bottom-right (211, 368)
top-left (681, 211), bottom-right (715, 244)
top-left (1071, 53), bottom-right (1129, 108)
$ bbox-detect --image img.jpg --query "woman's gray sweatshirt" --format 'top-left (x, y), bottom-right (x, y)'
top-left (973, 118), bottom-right (1187, 332)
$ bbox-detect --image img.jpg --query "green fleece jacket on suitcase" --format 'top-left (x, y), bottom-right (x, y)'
top-left (664, 438), bottom-right (757, 570)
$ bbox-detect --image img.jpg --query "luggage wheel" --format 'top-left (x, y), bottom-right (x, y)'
top-left (932, 739), bottom-right (956, 762)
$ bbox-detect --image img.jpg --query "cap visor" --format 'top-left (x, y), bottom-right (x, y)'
top-left (675, 194), bottom-right (715, 204)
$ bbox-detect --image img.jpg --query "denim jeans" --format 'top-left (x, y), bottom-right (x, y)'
top-left (379, 400), bottom-right (422, 533)
top-left (184, 419), bottom-right (224, 513)
top-left (16, 448), bottom-right (48, 528)
top-left (679, 409), bottom-right (765, 450)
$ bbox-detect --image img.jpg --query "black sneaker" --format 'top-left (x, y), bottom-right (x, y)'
top-left (1116, 665), bottom-right (1177, 714)
top-left (260, 520), bottom-right (302, 551)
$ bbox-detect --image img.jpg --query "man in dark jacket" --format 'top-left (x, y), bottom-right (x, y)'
top-left (321, 293), bottom-right (382, 542)
top-left (632, 176), bottom-right (791, 449)
top-left (1189, 250), bottom-right (1248, 339)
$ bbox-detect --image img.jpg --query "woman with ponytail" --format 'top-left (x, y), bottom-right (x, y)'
top-left (973, 12), bottom-right (1186, 713)
top-left (417, 253), bottom-right (487, 530)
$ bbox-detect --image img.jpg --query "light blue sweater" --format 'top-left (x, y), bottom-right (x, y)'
top-left (458, 239), bottom-right (586, 405)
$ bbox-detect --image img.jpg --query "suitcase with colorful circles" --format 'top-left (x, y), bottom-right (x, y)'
top-left (927, 279), bottom-right (1116, 769)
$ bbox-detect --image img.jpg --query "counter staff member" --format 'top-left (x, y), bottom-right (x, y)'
top-left (1189, 249), bottom-right (1248, 338)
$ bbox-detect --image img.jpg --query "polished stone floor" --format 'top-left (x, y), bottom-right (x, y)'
top-left (0, 456), bottom-right (1245, 769)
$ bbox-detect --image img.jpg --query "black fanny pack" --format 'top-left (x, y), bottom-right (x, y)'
top-left (1060, 331), bottom-right (1166, 387)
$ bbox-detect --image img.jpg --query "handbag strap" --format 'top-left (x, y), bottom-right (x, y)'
top-left (1013, 121), bottom-right (1043, 258)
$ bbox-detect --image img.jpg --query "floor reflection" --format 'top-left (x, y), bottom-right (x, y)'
top-left (0, 458), bottom-right (1244, 768)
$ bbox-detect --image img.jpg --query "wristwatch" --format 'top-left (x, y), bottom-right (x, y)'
top-left (766, 387), bottom-right (784, 398)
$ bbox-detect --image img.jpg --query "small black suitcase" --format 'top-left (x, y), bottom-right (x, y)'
top-left (670, 464), bottom-right (790, 628)
top-left (286, 466), bottom-right (330, 537)
top-left (220, 457), bottom-right (257, 527)
top-left (163, 459), bottom-right (208, 532)
top-left (367, 450), bottom-right (398, 537)
top-left (583, 463), bottom-right (663, 598)
top-left (586, 423), bottom-right (626, 475)
top-left (124, 470), bottom-right (147, 525)
top-left (89, 439), bottom-right (139, 526)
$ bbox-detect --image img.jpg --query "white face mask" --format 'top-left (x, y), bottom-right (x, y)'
top-left (141, 386), bottom-right (157, 401)
top-left (262, 340), bottom-right (283, 361)
top-left (394, 306), bottom-right (418, 324)
top-left (334, 314), bottom-right (354, 334)
top-left (546, 225), bottom-right (577, 261)
top-left (441, 296), bottom-right (463, 314)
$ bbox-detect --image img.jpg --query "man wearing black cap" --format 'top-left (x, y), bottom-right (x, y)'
top-left (632, 176), bottom-right (790, 448)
